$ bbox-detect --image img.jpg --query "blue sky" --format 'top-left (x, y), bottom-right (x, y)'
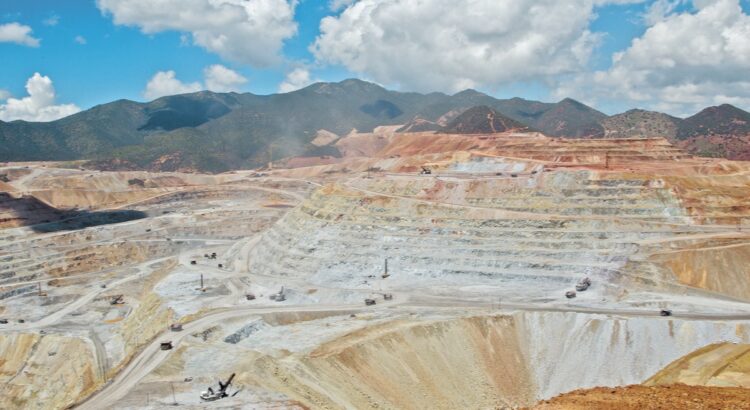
top-left (1, 0), bottom-right (749, 121)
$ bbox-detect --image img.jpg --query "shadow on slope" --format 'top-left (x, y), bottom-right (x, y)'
top-left (0, 192), bottom-right (146, 233)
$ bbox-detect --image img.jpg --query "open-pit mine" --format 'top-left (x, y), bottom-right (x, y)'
top-left (2, 130), bottom-right (750, 409)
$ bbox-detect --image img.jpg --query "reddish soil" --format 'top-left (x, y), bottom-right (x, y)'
top-left (528, 384), bottom-right (750, 410)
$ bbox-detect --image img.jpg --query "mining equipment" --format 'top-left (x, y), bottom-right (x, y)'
top-left (160, 341), bottom-right (173, 350)
top-left (170, 323), bottom-right (183, 332)
top-left (365, 298), bottom-right (376, 306)
top-left (37, 282), bottom-right (47, 297)
top-left (245, 294), bottom-right (256, 301)
top-left (110, 295), bottom-right (125, 305)
top-left (382, 258), bottom-right (390, 279)
top-left (200, 373), bottom-right (240, 402)
top-left (218, 263), bottom-right (223, 268)
top-left (420, 166), bottom-right (432, 175)
top-left (383, 293), bottom-right (393, 300)
top-left (0, 319), bottom-right (7, 324)
top-left (190, 260), bottom-right (197, 265)
top-left (660, 309), bottom-right (673, 317)
top-left (575, 277), bottom-right (592, 292)
top-left (270, 287), bottom-right (286, 302)
top-left (18, 319), bottom-right (25, 323)
top-left (565, 291), bottom-right (577, 299)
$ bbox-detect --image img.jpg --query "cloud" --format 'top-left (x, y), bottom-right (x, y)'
top-left (0, 89), bottom-right (10, 101)
top-left (312, 0), bottom-right (620, 93)
top-left (557, 0), bottom-right (750, 115)
top-left (144, 65), bottom-right (247, 99)
top-left (43, 15), bottom-right (60, 26)
top-left (143, 70), bottom-right (203, 100)
top-left (642, 0), bottom-right (685, 25)
top-left (0, 73), bottom-right (81, 122)
top-left (0, 22), bottom-right (41, 47)
top-left (97, 0), bottom-right (298, 66)
top-left (74, 35), bottom-right (87, 45)
top-left (204, 64), bottom-right (247, 92)
top-left (278, 67), bottom-right (315, 93)
top-left (329, 0), bottom-right (355, 11)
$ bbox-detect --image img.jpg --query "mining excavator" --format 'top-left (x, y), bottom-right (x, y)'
top-left (382, 258), bottom-right (390, 279)
top-left (270, 286), bottom-right (286, 302)
top-left (200, 373), bottom-right (240, 402)
top-left (420, 166), bottom-right (432, 175)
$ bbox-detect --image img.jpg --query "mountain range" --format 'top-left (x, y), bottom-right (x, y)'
top-left (1, 78), bottom-right (749, 172)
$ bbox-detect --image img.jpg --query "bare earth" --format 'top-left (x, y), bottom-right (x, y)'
top-left (2, 130), bottom-right (750, 409)
top-left (530, 384), bottom-right (750, 410)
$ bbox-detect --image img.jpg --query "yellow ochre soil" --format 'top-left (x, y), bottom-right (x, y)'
top-left (529, 384), bottom-right (750, 409)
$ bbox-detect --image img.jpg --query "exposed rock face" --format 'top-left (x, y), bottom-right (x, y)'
top-left (237, 312), bottom-right (750, 409)
top-left (646, 343), bottom-right (750, 387)
top-left (531, 342), bottom-right (750, 409)
top-left (0, 333), bottom-right (98, 409)
top-left (310, 129), bottom-right (340, 147)
top-left (396, 117), bottom-right (443, 133)
top-left (443, 106), bottom-right (530, 134)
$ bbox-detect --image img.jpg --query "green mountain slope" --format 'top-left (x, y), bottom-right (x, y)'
top-left (2, 79), bottom-right (749, 171)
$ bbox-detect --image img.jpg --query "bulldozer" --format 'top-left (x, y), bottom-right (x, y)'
top-left (420, 166), bottom-right (432, 175)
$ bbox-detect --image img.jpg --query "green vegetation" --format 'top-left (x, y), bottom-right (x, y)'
top-left (2, 79), bottom-right (749, 172)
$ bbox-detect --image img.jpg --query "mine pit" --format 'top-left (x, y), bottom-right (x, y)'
top-left (1, 133), bottom-right (750, 409)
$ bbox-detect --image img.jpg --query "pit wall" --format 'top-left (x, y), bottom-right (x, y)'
top-left (241, 311), bottom-right (750, 409)
top-left (0, 333), bottom-right (98, 409)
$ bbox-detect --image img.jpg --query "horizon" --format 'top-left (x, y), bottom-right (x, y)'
top-left (0, 76), bottom-right (743, 124)
top-left (1, 0), bottom-right (749, 121)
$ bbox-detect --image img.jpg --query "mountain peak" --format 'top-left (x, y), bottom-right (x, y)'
top-left (558, 97), bottom-right (589, 108)
top-left (304, 78), bottom-right (386, 95)
top-left (452, 89), bottom-right (488, 98)
top-left (679, 102), bottom-right (750, 139)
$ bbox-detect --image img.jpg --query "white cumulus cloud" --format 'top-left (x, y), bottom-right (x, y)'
top-left (329, 0), bottom-right (355, 11)
top-left (97, 0), bottom-right (298, 66)
top-left (143, 65), bottom-right (247, 99)
top-left (558, 0), bottom-right (750, 115)
top-left (143, 70), bottom-right (203, 100)
top-left (278, 67), bottom-right (315, 93)
top-left (0, 89), bottom-right (10, 101)
top-left (642, 0), bottom-right (685, 25)
top-left (204, 64), bottom-right (247, 92)
top-left (0, 73), bottom-right (81, 122)
top-left (0, 22), bottom-right (41, 47)
top-left (74, 35), bottom-right (87, 45)
top-left (312, 0), bottom-right (614, 93)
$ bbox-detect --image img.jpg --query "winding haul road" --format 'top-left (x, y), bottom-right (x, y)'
top-left (74, 295), bottom-right (750, 409)
top-left (75, 304), bottom-right (363, 410)
top-left (5, 258), bottom-right (173, 332)
top-left (4, 170), bottom-right (747, 408)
